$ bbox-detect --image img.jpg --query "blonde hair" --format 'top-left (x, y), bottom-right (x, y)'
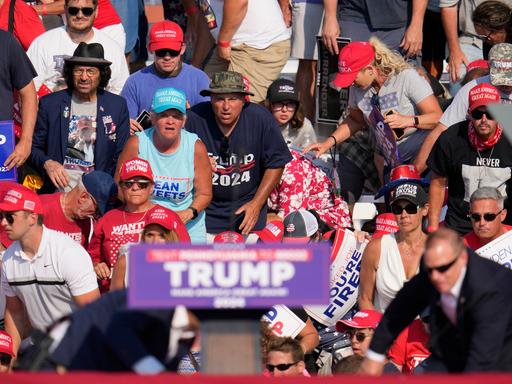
top-left (141, 225), bottom-right (180, 242)
top-left (368, 37), bottom-right (411, 78)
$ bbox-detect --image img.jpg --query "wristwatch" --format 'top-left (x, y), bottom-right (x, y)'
top-left (189, 207), bottom-right (198, 220)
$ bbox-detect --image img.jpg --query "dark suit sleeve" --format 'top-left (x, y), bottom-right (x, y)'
top-left (465, 278), bottom-right (512, 371)
top-left (369, 271), bottom-right (432, 355)
top-left (111, 98), bottom-right (130, 175)
top-left (30, 97), bottom-right (52, 172)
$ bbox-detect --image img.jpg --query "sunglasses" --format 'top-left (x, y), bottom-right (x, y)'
top-left (347, 330), bottom-right (373, 343)
top-left (67, 6), bottom-right (95, 16)
top-left (0, 353), bottom-right (11, 366)
top-left (219, 136), bottom-right (230, 163)
top-left (468, 209), bottom-right (503, 222)
top-left (121, 181), bottom-right (152, 189)
top-left (390, 203), bottom-right (418, 215)
top-left (425, 256), bottom-right (459, 275)
top-left (0, 211), bottom-right (17, 225)
top-left (155, 48), bottom-right (181, 58)
top-left (470, 109), bottom-right (494, 120)
top-left (266, 361), bottom-right (299, 372)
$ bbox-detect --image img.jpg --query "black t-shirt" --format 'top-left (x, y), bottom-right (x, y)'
top-left (186, 102), bottom-right (292, 233)
top-left (427, 121), bottom-right (512, 234)
top-left (0, 30), bottom-right (37, 120)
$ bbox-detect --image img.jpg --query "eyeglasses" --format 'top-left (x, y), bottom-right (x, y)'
top-left (155, 48), bottom-right (181, 58)
top-left (266, 361), bottom-right (299, 372)
top-left (425, 256), bottom-right (459, 275)
top-left (0, 353), bottom-right (12, 366)
top-left (348, 330), bottom-right (373, 343)
top-left (390, 203), bottom-right (419, 215)
top-left (67, 6), bottom-right (95, 16)
top-left (121, 181), bottom-right (152, 189)
top-left (219, 136), bottom-right (230, 163)
top-left (272, 101), bottom-right (297, 111)
top-left (0, 211), bottom-right (18, 225)
top-left (468, 209), bottom-right (503, 222)
top-left (470, 109), bottom-right (494, 120)
top-left (73, 67), bottom-right (100, 77)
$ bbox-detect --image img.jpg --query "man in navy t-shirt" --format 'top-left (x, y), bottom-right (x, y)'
top-left (186, 71), bottom-right (292, 235)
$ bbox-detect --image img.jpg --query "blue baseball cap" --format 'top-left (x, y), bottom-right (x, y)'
top-left (82, 171), bottom-right (118, 216)
top-left (151, 87), bottom-right (187, 114)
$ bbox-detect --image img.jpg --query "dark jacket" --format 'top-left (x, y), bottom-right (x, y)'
top-left (370, 250), bottom-right (512, 372)
top-left (30, 88), bottom-right (129, 193)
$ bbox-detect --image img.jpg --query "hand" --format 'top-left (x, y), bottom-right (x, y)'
top-left (43, 159), bottom-right (70, 189)
top-left (236, 200), bottom-right (262, 235)
top-left (321, 14), bottom-right (340, 55)
top-left (280, 2), bottom-right (292, 27)
top-left (177, 208), bottom-right (194, 225)
top-left (358, 357), bottom-right (384, 376)
top-left (4, 139), bottom-right (31, 170)
top-left (400, 24), bottom-right (423, 57)
top-left (130, 119), bottom-right (144, 135)
top-left (384, 113), bottom-right (414, 129)
top-left (447, 47), bottom-right (469, 83)
top-left (217, 45), bottom-right (231, 61)
top-left (353, 230), bottom-right (371, 243)
top-left (209, 156), bottom-right (217, 172)
top-left (93, 262), bottom-right (111, 280)
top-left (303, 140), bottom-right (333, 158)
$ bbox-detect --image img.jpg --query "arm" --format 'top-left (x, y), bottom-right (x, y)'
top-left (400, 0), bottom-right (427, 56)
top-left (114, 135), bottom-right (139, 183)
top-left (4, 296), bottom-right (28, 359)
top-left (33, 0), bottom-right (64, 15)
top-left (73, 288), bottom-right (100, 307)
top-left (383, 95), bottom-right (442, 130)
top-left (358, 238), bottom-right (381, 310)
top-left (413, 123), bottom-right (448, 173)
top-left (183, 0), bottom-right (215, 68)
top-left (278, 0), bottom-right (292, 27)
top-left (441, 4), bottom-right (468, 83)
top-left (5, 81), bottom-right (38, 170)
top-left (176, 140), bottom-right (212, 224)
top-left (110, 254), bottom-right (126, 291)
top-left (216, 0), bottom-right (248, 61)
top-left (236, 167), bottom-right (284, 235)
top-left (427, 173), bottom-right (447, 231)
top-left (304, 107), bottom-right (366, 157)
top-left (297, 318), bottom-right (320, 354)
top-left (322, 0), bottom-right (340, 55)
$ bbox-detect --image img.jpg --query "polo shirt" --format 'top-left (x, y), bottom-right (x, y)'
top-left (1, 226), bottom-right (98, 330)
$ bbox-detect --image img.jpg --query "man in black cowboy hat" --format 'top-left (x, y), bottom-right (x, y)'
top-left (30, 42), bottom-right (130, 193)
top-left (185, 70), bottom-right (292, 237)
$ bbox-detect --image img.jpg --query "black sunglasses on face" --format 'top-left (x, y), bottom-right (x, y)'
top-left (121, 181), bottom-right (151, 190)
top-left (470, 109), bottom-right (494, 120)
top-left (266, 361), bottom-right (299, 372)
top-left (0, 211), bottom-right (17, 225)
top-left (391, 203), bottom-right (419, 215)
top-left (155, 48), bottom-right (181, 58)
top-left (348, 330), bottom-right (373, 343)
top-left (67, 6), bottom-right (95, 16)
top-left (425, 256), bottom-right (458, 275)
top-left (468, 209), bottom-right (503, 222)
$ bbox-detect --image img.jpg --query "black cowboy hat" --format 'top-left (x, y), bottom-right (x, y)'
top-left (64, 42), bottom-right (112, 67)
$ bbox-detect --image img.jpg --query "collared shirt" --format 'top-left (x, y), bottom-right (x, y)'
top-left (440, 266), bottom-right (466, 325)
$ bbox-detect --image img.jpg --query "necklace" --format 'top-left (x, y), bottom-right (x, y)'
top-left (476, 146), bottom-right (495, 189)
top-left (122, 206), bottom-right (151, 224)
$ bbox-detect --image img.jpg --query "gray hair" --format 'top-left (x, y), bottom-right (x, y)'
top-left (469, 187), bottom-right (505, 209)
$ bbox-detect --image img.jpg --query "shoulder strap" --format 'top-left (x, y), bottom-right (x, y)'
top-left (8, 0), bottom-right (16, 34)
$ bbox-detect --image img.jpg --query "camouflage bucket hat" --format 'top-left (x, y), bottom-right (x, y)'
top-left (200, 71), bottom-right (255, 96)
top-left (489, 43), bottom-right (512, 87)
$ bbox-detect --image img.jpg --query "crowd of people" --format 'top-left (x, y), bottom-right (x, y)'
top-left (0, 0), bottom-right (512, 377)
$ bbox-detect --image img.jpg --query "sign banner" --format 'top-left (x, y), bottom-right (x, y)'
top-left (128, 243), bottom-right (330, 309)
top-left (262, 305), bottom-right (306, 338)
top-left (476, 230), bottom-right (512, 269)
top-left (0, 121), bottom-right (16, 181)
top-left (368, 107), bottom-right (401, 167)
top-left (316, 36), bottom-right (351, 125)
top-left (304, 229), bottom-right (366, 326)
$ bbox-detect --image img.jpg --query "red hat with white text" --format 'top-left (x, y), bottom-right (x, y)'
top-left (336, 310), bottom-right (383, 332)
top-left (148, 20), bottom-right (184, 52)
top-left (120, 158), bottom-right (154, 181)
top-left (0, 331), bottom-right (15, 357)
top-left (144, 207), bottom-right (178, 232)
top-left (332, 41), bottom-right (375, 88)
top-left (253, 220), bottom-right (284, 243)
top-left (0, 184), bottom-right (43, 214)
top-left (468, 83), bottom-right (500, 112)
top-left (213, 231), bottom-right (244, 243)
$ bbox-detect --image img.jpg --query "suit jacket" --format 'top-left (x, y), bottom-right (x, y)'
top-left (30, 88), bottom-right (129, 193)
top-left (370, 250), bottom-right (512, 372)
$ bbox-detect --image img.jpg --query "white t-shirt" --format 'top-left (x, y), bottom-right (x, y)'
top-left (27, 26), bottom-right (129, 94)
top-left (440, 75), bottom-right (512, 128)
top-left (1, 226), bottom-right (98, 330)
top-left (209, 0), bottom-right (291, 49)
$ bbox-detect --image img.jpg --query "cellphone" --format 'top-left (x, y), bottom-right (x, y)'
top-left (136, 110), bottom-right (152, 130)
top-left (385, 110), bottom-right (406, 140)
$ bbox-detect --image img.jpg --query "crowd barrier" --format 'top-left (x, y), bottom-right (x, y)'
top-left (3, 373), bottom-right (512, 384)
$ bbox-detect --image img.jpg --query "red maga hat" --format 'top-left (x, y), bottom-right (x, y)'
top-left (332, 42), bottom-right (375, 88)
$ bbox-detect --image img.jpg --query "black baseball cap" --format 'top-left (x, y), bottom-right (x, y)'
top-left (266, 78), bottom-right (299, 104)
top-left (389, 182), bottom-right (427, 206)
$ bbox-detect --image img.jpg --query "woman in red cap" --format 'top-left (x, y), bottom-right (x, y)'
top-left (305, 38), bottom-right (442, 182)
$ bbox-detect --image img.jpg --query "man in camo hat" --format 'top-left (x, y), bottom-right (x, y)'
top-left (185, 71), bottom-right (292, 239)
